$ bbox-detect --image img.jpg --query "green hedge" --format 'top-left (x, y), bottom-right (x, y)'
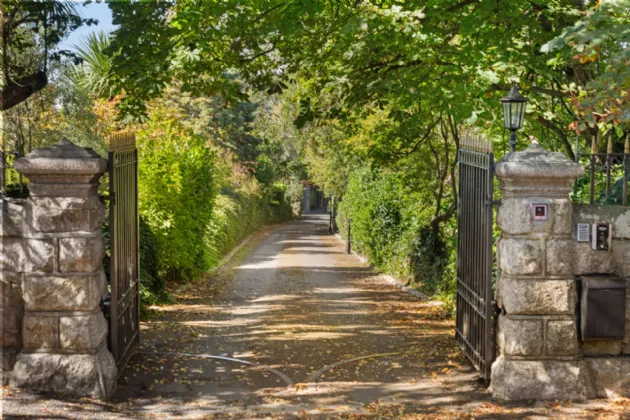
top-left (116, 109), bottom-right (295, 309)
top-left (137, 113), bottom-right (217, 283)
top-left (206, 189), bottom-right (292, 267)
top-left (138, 216), bottom-right (167, 306)
top-left (335, 167), bottom-right (456, 307)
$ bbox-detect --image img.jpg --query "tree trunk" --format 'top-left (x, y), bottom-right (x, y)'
top-left (0, 71), bottom-right (48, 111)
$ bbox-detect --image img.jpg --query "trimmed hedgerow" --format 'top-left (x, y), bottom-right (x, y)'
top-left (336, 167), bottom-right (457, 310)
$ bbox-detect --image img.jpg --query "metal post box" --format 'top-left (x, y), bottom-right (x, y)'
top-left (580, 274), bottom-right (627, 341)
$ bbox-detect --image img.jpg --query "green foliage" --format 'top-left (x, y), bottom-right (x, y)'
top-left (1, 0), bottom-right (97, 78)
top-left (138, 216), bottom-right (165, 306)
top-left (206, 190), bottom-right (292, 267)
top-left (336, 166), bottom-right (456, 302)
top-left (253, 154), bottom-right (275, 185)
top-left (543, 0), bottom-right (630, 129)
top-left (409, 226), bottom-right (453, 300)
top-left (105, 1), bottom-right (606, 154)
top-left (71, 31), bottom-right (117, 99)
top-left (137, 108), bottom-right (217, 281)
top-left (339, 169), bottom-right (405, 269)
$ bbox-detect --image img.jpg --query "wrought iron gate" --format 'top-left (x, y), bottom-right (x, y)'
top-left (455, 136), bottom-right (496, 380)
top-left (108, 133), bottom-right (140, 375)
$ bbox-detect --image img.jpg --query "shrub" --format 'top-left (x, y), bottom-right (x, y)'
top-left (138, 216), bottom-right (164, 305)
top-left (337, 168), bottom-right (408, 272)
top-left (137, 110), bottom-right (217, 282)
top-left (206, 190), bottom-right (293, 268)
top-left (336, 166), bottom-right (457, 304)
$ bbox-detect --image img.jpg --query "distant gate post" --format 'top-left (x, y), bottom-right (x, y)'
top-left (346, 218), bottom-right (351, 254)
top-left (491, 143), bottom-right (589, 400)
top-left (9, 139), bottom-right (117, 400)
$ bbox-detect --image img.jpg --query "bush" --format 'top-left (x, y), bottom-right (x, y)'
top-left (336, 168), bottom-right (409, 274)
top-left (206, 190), bottom-right (293, 268)
top-left (336, 166), bottom-right (456, 303)
top-left (137, 110), bottom-right (217, 282)
top-left (409, 226), bottom-right (451, 297)
top-left (4, 181), bottom-right (29, 199)
top-left (138, 216), bottom-right (164, 305)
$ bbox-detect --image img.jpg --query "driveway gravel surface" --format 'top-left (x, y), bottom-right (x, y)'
top-left (2, 213), bottom-right (628, 419)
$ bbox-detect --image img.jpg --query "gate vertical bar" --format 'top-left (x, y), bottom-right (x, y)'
top-left (590, 136), bottom-right (596, 205)
top-left (485, 152), bottom-right (495, 379)
top-left (108, 148), bottom-right (118, 363)
top-left (455, 133), bottom-right (496, 381)
top-left (108, 133), bottom-right (140, 377)
top-left (624, 136), bottom-right (629, 207)
top-left (346, 218), bottom-right (351, 254)
top-left (0, 150), bottom-right (6, 196)
top-left (574, 136), bottom-right (579, 195)
top-left (135, 144), bottom-right (140, 348)
top-left (606, 136), bottom-right (612, 198)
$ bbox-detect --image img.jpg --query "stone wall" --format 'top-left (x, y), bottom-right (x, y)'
top-left (2, 139), bottom-right (117, 400)
top-left (572, 205), bottom-right (630, 397)
top-left (572, 205), bottom-right (630, 358)
top-left (491, 144), bottom-right (630, 400)
top-left (491, 143), bottom-right (591, 400)
top-left (0, 199), bottom-right (26, 384)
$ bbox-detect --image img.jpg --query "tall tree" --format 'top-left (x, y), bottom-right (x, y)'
top-left (0, 0), bottom-right (96, 110)
top-left (104, 0), bottom-right (617, 249)
top-left (543, 0), bottom-right (630, 135)
top-left (106, 0), bottom-right (594, 150)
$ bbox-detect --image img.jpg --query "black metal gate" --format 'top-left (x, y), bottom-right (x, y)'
top-left (455, 137), bottom-right (496, 380)
top-left (108, 133), bottom-right (140, 376)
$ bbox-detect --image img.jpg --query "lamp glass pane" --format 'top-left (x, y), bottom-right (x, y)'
top-left (502, 102), bottom-right (511, 129)
top-left (510, 102), bottom-right (522, 129)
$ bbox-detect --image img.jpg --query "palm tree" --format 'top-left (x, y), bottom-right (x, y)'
top-left (70, 31), bottom-right (117, 99)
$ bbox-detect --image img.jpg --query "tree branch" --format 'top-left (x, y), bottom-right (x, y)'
top-left (490, 83), bottom-right (568, 98)
top-left (0, 71), bottom-right (48, 111)
top-left (394, 117), bottom-right (440, 157)
top-left (447, 0), bottom-right (478, 12)
top-left (536, 114), bottom-right (575, 160)
top-left (239, 44), bottom-right (276, 63)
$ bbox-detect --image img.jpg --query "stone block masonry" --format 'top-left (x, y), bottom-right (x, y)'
top-left (1, 197), bottom-right (27, 385)
top-left (491, 143), bottom-right (630, 400)
top-left (573, 204), bottom-right (630, 358)
top-left (4, 139), bottom-right (116, 400)
top-left (1, 259), bottom-right (25, 386)
top-left (491, 144), bottom-right (593, 400)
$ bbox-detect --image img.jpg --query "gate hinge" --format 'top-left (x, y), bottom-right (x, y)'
top-left (491, 199), bottom-right (502, 206)
top-left (493, 300), bottom-right (502, 316)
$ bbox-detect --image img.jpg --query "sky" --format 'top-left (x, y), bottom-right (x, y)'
top-left (59, 2), bottom-right (116, 51)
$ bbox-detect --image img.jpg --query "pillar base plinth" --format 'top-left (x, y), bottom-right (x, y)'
top-left (10, 346), bottom-right (117, 400)
top-left (490, 356), bottom-right (594, 401)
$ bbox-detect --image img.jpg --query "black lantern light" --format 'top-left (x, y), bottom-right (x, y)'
top-left (500, 86), bottom-right (527, 153)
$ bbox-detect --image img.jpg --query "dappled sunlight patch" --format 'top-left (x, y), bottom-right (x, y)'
top-left (147, 303), bottom-right (218, 313)
top-left (180, 319), bottom-right (258, 328)
top-left (250, 294), bottom-right (301, 302)
top-left (311, 287), bottom-right (360, 294)
top-left (259, 323), bottom-right (367, 333)
top-left (305, 297), bottom-right (383, 306)
top-left (235, 255), bottom-right (280, 270)
top-left (265, 331), bottom-right (356, 341)
top-left (299, 310), bottom-right (372, 317)
top-left (219, 303), bottom-right (286, 316)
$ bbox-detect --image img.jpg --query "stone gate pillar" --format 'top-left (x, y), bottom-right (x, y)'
top-left (9, 139), bottom-right (116, 399)
top-left (491, 143), bottom-right (592, 400)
